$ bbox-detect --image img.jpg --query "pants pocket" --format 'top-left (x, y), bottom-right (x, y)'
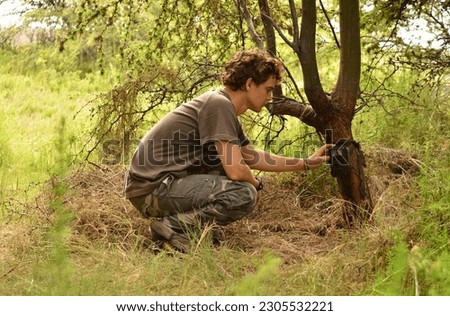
top-left (191, 177), bottom-right (215, 208)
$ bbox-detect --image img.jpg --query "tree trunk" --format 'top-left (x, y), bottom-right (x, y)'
top-left (326, 121), bottom-right (373, 223)
top-left (328, 0), bottom-right (373, 222)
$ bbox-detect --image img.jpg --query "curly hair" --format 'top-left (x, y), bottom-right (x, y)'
top-left (220, 49), bottom-right (284, 91)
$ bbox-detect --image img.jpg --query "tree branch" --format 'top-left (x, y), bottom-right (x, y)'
top-left (299, 0), bottom-right (330, 120)
top-left (266, 97), bottom-right (323, 129)
top-left (236, 0), bottom-right (265, 49)
top-left (288, 0), bottom-right (300, 45)
top-left (261, 12), bottom-right (295, 50)
top-left (258, 0), bottom-right (276, 53)
top-left (258, 0), bottom-right (283, 97)
top-left (319, 0), bottom-right (340, 49)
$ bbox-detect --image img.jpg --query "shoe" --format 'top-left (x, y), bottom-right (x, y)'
top-left (142, 238), bottom-right (165, 254)
top-left (159, 241), bottom-right (177, 252)
top-left (150, 220), bottom-right (190, 253)
top-left (211, 227), bottom-right (224, 246)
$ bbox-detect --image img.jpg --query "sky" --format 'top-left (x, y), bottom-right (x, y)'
top-left (0, 0), bottom-right (22, 27)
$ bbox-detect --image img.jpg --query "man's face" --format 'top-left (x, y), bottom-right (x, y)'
top-left (246, 76), bottom-right (277, 113)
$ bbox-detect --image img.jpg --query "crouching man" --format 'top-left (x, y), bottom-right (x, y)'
top-left (125, 49), bottom-right (329, 252)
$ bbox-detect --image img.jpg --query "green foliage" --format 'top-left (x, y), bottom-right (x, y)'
top-left (410, 154), bottom-right (450, 295)
top-left (424, 251), bottom-right (450, 295)
top-left (362, 0), bottom-right (449, 83)
top-left (371, 236), bottom-right (450, 296)
top-left (417, 161), bottom-right (450, 243)
top-left (0, 47), bottom-right (115, 191)
top-left (359, 79), bottom-right (450, 295)
top-left (31, 115), bottom-right (76, 295)
top-left (356, 66), bottom-right (450, 151)
top-left (232, 254), bottom-right (282, 295)
top-left (0, 107), bottom-right (13, 215)
top-left (372, 236), bottom-right (412, 295)
top-left (356, 64), bottom-right (450, 295)
top-left (34, 190), bottom-right (75, 295)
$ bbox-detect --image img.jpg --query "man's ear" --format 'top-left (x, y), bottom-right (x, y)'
top-left (245, 78), bottom-right (253, 91)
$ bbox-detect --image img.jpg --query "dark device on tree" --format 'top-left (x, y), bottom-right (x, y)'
top-left (324, 130), bottom-right (355, 178)
top-left (328, 139), bottom-right (352, 178)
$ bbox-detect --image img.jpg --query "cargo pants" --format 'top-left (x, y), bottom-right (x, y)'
top-left (129, 174), bottom-right (257, 246)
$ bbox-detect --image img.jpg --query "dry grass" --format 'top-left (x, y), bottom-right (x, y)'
top-left (64, 164), bottom-right (150, 246)
top-left (64, 147), bottom-right (419, 258)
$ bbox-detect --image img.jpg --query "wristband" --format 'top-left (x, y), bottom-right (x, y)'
top-left (303, 158), bottom-right (310, 171)
top-left (255, 177), bottom-right (264, 191)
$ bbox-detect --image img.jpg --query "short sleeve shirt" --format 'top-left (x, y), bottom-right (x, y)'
top-left (124, 90), bottom-right (250, 198)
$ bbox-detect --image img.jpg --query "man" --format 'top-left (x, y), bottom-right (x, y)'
top-left (125, 49), bottom-right (329, 252)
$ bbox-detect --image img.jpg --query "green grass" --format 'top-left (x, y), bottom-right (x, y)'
top-left (353, 69), bottom-right (450, 296)
top-left (0, 47), bottom-right (116, 201)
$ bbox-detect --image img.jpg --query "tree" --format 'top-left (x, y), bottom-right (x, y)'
top-left (237, 0), bottom-right (373, 221)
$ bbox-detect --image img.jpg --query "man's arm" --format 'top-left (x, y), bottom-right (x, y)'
top-left (214, 140), bottom-right (329, 187)
top-left (214, 140), bottom-right (260, 188)
top-left (241, 143), bottom-right (330, 172)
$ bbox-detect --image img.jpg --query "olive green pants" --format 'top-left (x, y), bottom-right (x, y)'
top-left (129, 174), bottom-right (257, 242)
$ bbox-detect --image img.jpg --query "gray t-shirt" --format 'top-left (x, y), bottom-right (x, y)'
top-left (125, 89), bottom-right (250, 199)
